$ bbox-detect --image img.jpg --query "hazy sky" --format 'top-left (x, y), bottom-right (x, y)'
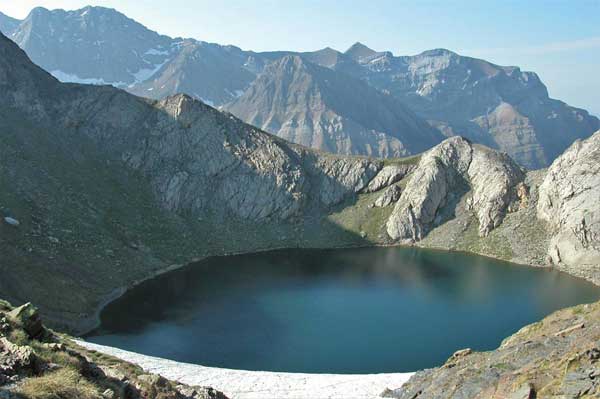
top-left (2, 0), bottom-right (599, 115)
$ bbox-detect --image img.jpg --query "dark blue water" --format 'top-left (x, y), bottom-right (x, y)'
top-left (88, 247), bottom-right (600, 373)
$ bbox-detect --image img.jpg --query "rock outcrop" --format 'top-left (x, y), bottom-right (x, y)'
top-left (363, 164), bottom-right (415, 193)
top-left (0, 32), bottom-right (379, 224)
top-left (537, 131), bottom-right (600, 282)
top-left (467, 145), bottom-right (526, 236)
top-left (389, 301), bottom-right (600, 398)
top-left (373, 185), bottom-right (402, 208)
top-left (0, 300), bottom-right (228, 399)
top-left (386, 137), bottom-right (524, 242)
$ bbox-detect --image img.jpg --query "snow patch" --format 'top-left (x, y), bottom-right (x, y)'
top-left (76, 341), bottom-right (414, 399)
top-left (145, 48), bottom-right (170, 56)
top-left (131, 59), bottom-right (169, 83)
top-left (50, 70), bottom-right (127, 87)
top-left (200, 97), bottom-right (215, 107)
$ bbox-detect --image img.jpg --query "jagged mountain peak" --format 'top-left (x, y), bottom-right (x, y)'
top-left (0, 10), bottom-right (20, 34)
top-left (345, 42), bottom-right (378, 60)
top-left (301, 47), bottom-right (346, 68)
top-left (225, 53), bottom-right (444, 158)
top-left (270, 54), bottom-right (310, 70)
top-left (4, 4), bottom-right (598, 168)
top-left (417, 48), bottom-right (457, 57)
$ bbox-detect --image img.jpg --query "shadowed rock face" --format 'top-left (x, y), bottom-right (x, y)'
top-left (225, 55), bottom-right (444, 158)
top-left (538, 131), bottom-right (600, 277)
top-left (386, 137), bottom-right (524, 241)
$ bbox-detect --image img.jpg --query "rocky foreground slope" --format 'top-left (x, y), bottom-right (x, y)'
top-left (0, 300), bottom-right (227, 399)
top-left (388, 300), bottom-right (600, 398)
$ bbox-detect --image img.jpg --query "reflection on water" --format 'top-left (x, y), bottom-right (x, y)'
top-left (88, 247), bottom-right (600, 373)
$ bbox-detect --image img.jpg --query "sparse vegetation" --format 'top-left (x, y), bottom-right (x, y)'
top-left (16, 368), bottom-right (102, 399)
top-left (0, 301), bottom-right (227, 399)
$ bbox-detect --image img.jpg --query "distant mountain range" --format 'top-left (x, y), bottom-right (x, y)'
top-left (224, 55), bottom-right (444, 157)
top-left (1, 6), bottom-right (598, 168)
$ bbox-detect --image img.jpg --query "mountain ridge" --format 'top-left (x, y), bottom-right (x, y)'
top-left (225, 54), bottom-right (444, 158)
top-left (2, 6), bottom-right (598, 167)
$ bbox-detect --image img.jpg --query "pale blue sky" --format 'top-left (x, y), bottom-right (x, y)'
top-left (2, 0), bottom-right (599, 115)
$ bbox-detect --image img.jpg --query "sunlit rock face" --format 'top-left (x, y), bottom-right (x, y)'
top-left (537, 131), bottom-right (600, 280)
top-left (386, 137), bottom-right (523, 242)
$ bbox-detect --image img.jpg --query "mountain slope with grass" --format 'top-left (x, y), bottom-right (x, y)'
top-left (0, 30), bottom-right (382, 332)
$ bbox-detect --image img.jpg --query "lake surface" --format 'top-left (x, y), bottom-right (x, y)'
top-left (88, 247), bottom-right (600, 373)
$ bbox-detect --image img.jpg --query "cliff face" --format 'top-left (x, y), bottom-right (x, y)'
top-left (225, 55), bottom-right (443, 158)
top-left (344, 47), bottom-right (599, 169)
top-left (538, 131), bottom-right (600, 283)
top-left (385, 137), bottom-right (524, 241)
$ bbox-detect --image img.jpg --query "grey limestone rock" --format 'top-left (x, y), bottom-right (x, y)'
top-left (363, 164), bottom-right (415, 193)
top-left (386, 137), bottom-right (523, 241)
top-left (537, 131), bottom-right (600, 275)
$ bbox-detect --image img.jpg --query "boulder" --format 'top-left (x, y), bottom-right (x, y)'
top-left (363, 164), bottom-right (414, 193)
top-left (373, 184), bottom-right (402, 208)
top-left (3, 217), bottom-right (19, 227)
top-left (177, 385), bottom-right (229, 399)
top-left (7, 303), bottom-right (44, 339)
top-left (0, 337), bottom-right (40, 383)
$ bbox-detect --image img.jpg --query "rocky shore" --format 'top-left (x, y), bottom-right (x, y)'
top-left (0, 301), bottom-right (228, 399)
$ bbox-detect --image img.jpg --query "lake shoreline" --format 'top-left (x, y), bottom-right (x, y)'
top-left (76, 340), bottom-right (415, 399)
top-left (78, 239), bottom-right (598, 338)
